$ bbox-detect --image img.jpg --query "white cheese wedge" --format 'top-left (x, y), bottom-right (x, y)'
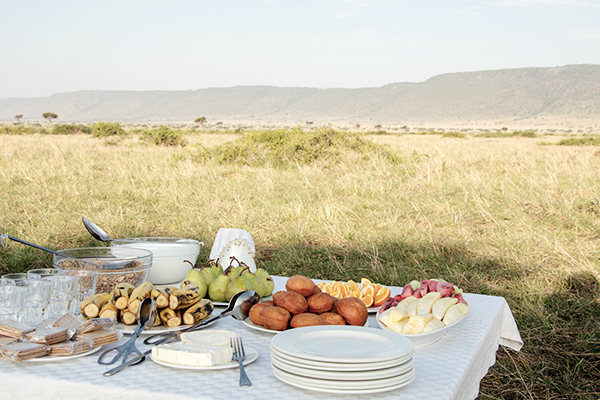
top-left (402, 314), bottom-right (434, 334)
top-left (431, 297), bottom-right (458, 321)
top-left (442, 303), bottom-right (470, 326)
top-left (421, 317), bottom-right (445, 333)
top-left (417, 292), bottom-right (442, 315)
top-left (152, 330), bottom-right (238, 367)
top-left (378, 307), bottom-right (408, 327)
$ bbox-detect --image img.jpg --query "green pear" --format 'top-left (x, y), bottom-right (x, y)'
top-left (211, 264), bottom-right (223, 279)
top-left (182, 269), bottom-right (208, 298)
top-left (208, 274), bottom-right (231, 302)
top-left (255, 268), bottom-right (274, 297)
top-left (199, 266), bottom-right (216, 286)
top-left (242, 271), bottom-right (267, 297)
top-left (225, 275), bottom-right (253, 301)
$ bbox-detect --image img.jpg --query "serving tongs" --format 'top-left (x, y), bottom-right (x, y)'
top-left (0, 234), bottom-right (129, 270)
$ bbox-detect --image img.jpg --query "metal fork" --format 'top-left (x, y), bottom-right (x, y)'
top-left (231, 337), bottom-right (251, 387)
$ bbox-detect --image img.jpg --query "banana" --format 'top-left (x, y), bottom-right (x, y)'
top-left (111, 283), bottom-right (135, 310)
top-left (80, 293), bottom-right (111, 318)
top-left (182, 298), bottom-right (214, 325)
top-left (159, 307), bottom-right (182, 327)
top-left (127, 281), bottom-right (154, 313)
top-left (120, 309), bottom-right (137, 325)
top-left (99, 301), bottom-right (118, 320)
top-left (151, 287), bottom-right (171, 309)
top-left (169, 282), bottom-right (201, 310)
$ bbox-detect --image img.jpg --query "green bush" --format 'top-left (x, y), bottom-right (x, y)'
top-left (442, 131), bottom-right (467, 139)
top-left (0, 126), bottom-right (47, 135)
top-left (202, 126), bottom-right (402, 167)
top-left (138, 125), bottom-right (187, 146)
top-left (557, 136), bottom-right (600, 146)
top-left (51, 124), bottom-right (92, 135)
top-left (474, 130), bottom-right (537, 138)
top-left (91, 122), bottom-right (126, 137)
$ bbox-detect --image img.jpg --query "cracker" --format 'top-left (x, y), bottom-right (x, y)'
top-left (0, 320), bottom-right (34, 339)
top-left (76, 318), bottom-right (114, 334)
top-left (49, 340), bottom-right (92, 356)
top-left (0, 342), bottom-right (48, 361)
top-left (25, 327), bottom-right (70, 345)
top-left (75, 329), bottom-right (121, 347)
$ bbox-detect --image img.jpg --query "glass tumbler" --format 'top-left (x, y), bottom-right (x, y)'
top-left (43, 275), bottom-right (79, 319)
top-left (57, 269), bottom-right (98, 315)
top-left (0, 285), bottom-right (26, 321)
top-left (28, 269), bottom-right (61, 279)
top-left (16, 279), bottom-right (53, 325)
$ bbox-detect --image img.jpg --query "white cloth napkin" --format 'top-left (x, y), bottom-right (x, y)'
top-left (209, 228), bottom-right (256, 272)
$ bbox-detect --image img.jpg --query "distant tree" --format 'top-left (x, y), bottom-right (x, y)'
top-left (502, 127), bottom-right (508, 132)
top-left (195, 117), bottom-right (207, 127)
top-left (42, 112), bottom-right (58, 124)
top-left (14, 114), bottom-right (23, 124)
top-left (216, 122), bottom-right (223, 127)
top-left (374, 124), bottom-right (382, 130)
top-left (305, 121), bottom-right (313, 125)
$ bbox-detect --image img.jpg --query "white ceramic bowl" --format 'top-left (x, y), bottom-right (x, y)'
top-left (111, 237), bottom-right (203, 285)
top-left (376, 297), bottom-right (471, 348)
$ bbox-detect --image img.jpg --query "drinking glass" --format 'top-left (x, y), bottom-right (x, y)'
top-left (1, 273), bottom-right (31, 283)
top-left (28, 269), bottom-right (60, 279)
top-left (43, 275), bottom-right (79, 319)
top-left (57, 270), bottom-right (98, 315)
top-left (0, 286), bottom-right (26, 321)
top-left (16, 279), bottom-right (53, 325)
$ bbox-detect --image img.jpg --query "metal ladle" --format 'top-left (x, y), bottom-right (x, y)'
top-left (1, 234), bottom-right (129, 270)
top-left (82, 217), bottom-right (113, 242)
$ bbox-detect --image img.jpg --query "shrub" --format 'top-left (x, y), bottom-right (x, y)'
top-left (51, 124), bottom-right (92, 135)
top-left (442, 131), bottom-right (467, 139)
top-left (557, 137), bottom-right (600, 146)
top-left (138, 125), bottom-right (187, 146)
top-left (203, 126), bottom-right (401, 167)
top-left (92, 122), bottom-right (126, 137)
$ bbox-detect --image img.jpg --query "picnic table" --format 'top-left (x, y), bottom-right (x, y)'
top-left (0, 276), bottom-right (522, 400)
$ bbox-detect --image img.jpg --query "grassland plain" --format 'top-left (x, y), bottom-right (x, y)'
top-left (1, 131), bottom-right (599, 399)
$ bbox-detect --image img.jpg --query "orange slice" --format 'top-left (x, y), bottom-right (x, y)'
top-left (339, 283), bottom-right (350, 298)
top-left (360, 278), bottom-right (373, 288)
top-left (360, 293), bottom-right (374, 308)
top-left (321, 282), bottom-right (333, 294)
top-left (373, 283), bottom-right (382, 295)
top-left (347, 280), bottom-right (359, 292)
top-left (330, 291), bottom-right (343, 300)
top-left (373, 286), bottom-right (391, 307)
top-left (349, 288), bottom-right (362, 299)
top-left (361, 284), bottom-right (375, 298)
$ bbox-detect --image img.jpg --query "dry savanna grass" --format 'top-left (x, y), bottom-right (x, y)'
top-left (1, 130), bottom-right (599, 399)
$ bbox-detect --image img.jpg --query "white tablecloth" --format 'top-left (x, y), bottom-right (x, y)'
top-left (0, 276), bottom-right (522, 400)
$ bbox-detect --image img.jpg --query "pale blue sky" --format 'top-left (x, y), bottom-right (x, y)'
top-left (1, 0), bottom-right (599, 98)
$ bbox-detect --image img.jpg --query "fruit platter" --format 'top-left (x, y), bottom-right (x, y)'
top-left (376, 279), bottom-right (471, 347)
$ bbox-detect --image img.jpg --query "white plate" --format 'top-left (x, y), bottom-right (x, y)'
top-left (150, 345), bottom-right (258, 370)
top-left (271, 355), bottom-right (414, 380)
top-left (212, 295), bottom-right (273, 308)
top-left (242, 317), bottom-right (369, 334)
top-left (116, 314), bottom-right (218, 335)
top-left (272, 365), bottom-right (415, 394)
top-left (271, 326), bottom-right (414, 364)
top-left (26, 346), bottom-right (102, 363)
top-left (270, 346), bottom-right (413, 371)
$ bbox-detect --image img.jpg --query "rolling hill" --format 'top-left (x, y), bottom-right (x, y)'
top-left (1, 64), bottom-right (599, 130)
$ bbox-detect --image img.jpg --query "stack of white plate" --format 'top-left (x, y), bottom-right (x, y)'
top-left (270, 325), bottom-right (415, 394)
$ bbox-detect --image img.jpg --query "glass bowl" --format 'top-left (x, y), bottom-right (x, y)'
top-left (53, 247), bottom-right (152, 294)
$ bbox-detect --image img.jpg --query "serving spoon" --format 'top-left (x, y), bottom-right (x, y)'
top-left (82, 217), bottom-right (113, 242)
